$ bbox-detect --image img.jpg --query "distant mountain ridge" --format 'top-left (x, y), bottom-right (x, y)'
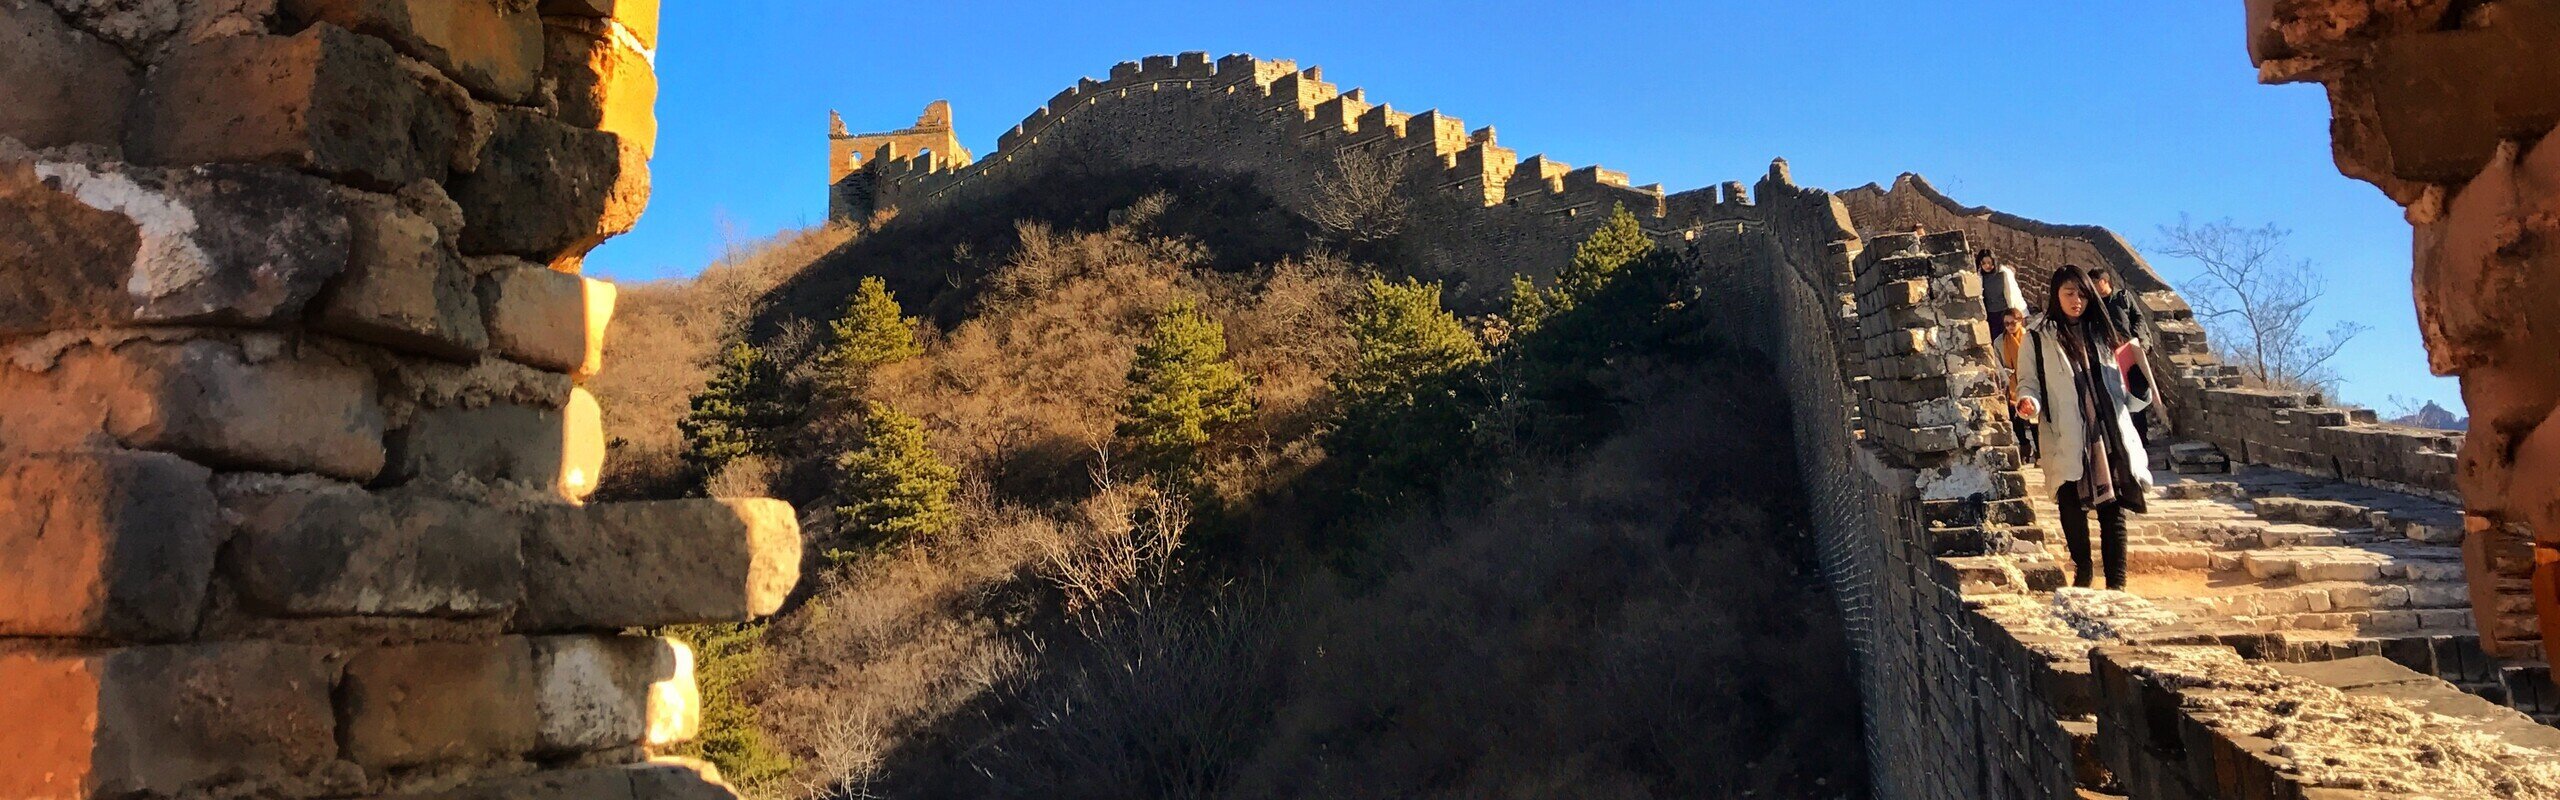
top-left (2391, 401), bottom-right (2467, 431)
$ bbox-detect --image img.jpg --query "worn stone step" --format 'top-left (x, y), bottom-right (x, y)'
top-left (2248, 496), bottom-right (2381, 528)
top-left (2216, 607), bottom-right (2474, 635)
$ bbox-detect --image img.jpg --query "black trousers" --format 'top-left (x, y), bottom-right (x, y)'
top-left (2056, 481), bottom-right (2127, 590)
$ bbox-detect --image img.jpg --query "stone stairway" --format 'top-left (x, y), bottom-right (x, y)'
top-left (2018, 446), bottom-right (2559, 727)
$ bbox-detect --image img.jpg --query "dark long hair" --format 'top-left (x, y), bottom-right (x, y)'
top-left (2044, 264), bottom-right (2121, 366)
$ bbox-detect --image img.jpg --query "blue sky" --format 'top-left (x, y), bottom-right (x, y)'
top-left (586, 1), bottom-right (2459, 412)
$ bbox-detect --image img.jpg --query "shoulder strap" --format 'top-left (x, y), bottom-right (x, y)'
top-left (2032, 328), bottom-right (2051, 412)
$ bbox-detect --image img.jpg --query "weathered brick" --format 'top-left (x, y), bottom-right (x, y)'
top-left (544, 14), bottom-right (658, 154)
top-left (375, 757), bottom-right (726, 800)
top-left (542, 0), bottom-right (660, 50)
top-left (129, 23), bottom-right (460, 188)
top-left (0, 0), bottom-right (134, 149)
top-left (218, 475), bottom-right (524, 617)
top-left (341, 639), bottom-right (541, 768)
top-left (383, 766), bottom-right (636, 800)
top-left (531, 635), bottom-right (696, 754)
top-left (448, 108), bottom-right (648, 263)
top-left (0, 160), bottom-right (356, 335)
top-left (382, 386), bottom-right (603, 499)
top-left (281, 0), bottom-right (544, 103)
top-left (0, 338), bottom-right (387, 481)
top-left (0, 450), bottom-right (219, 641)
top-left (0, 642), bottom-right (341, 799)
top-left (313, 190), bottom-right (489, 361)
top-left (624, 758), bottom-right (734, 800)
top-left (517, 498), bottom-right (801, 630)
top-left (482, 262), bottom-right (616, 377)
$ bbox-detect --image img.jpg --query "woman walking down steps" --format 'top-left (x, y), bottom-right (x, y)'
top-left (2015, 264), bottom-right (2155, 592)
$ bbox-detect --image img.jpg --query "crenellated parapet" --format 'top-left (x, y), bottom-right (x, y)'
top-left (828, 54), bottom-right (1756, 295)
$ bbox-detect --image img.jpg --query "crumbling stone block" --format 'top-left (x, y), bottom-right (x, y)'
top-left (341, 638), bottom-right (541, 769)
top-left (0, 450), bottom-right (219, 641)
top-left (544, 14), bottom-right (658, 154)
top-left (0, 642), bottom-right (342, 799)
top-left (517, 498), bottom-right (801, 630)
top-left (382, 387), bottom-right (603, 499)
top-left (0, 338), bottom-right (388, 481)
top-left (482, 261), bottom-right (616, 377)
top-left (0, 160), bottom-right (356, 335)
top-left (129, 23), bottom-right (461, 189)
top-left (280, 0), bottom-right (545, 103)
top-left (312, 189), bottom-right (489, 360)
top-left (448, 108), bottom-right (648, 263)
top-left (625, 758), bottom-right (734, 800)
top-left (218, 476), bottom-right (525, 618)
top-left (0, 0), bottom-right (135, 149)
top-left (541, 0), bottom-right (660, 50)
top-left (384, 766), bottom-right (637, 800)
top-left (374, 757), bottom-right (727, 800)
top-left (530, 635), bottom-right (696, 754)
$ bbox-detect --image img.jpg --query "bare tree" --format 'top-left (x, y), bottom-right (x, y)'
top-left (2154, 215), bottom-right (2369, 394)
top-left (1306, 147), bottom-right (1412, 243)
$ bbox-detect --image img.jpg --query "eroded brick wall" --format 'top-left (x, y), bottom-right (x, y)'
top-left (0, 2), bottom-right (802, 798)
top-left (1841, 172), bottom-right (2469, 535)
top-left (2244, 0), bottom-right (2560, 661)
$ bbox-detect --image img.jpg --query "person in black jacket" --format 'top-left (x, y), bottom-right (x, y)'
top-left (2088, 266), bottom-right (2154, 445)
top-left (2088, 266), bottom-right (2145, 344)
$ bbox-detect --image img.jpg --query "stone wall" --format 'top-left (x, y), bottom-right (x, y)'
top-left (828, 53), bottom-right (1757, 308)
top-left (1840, 172), bottom-right (2469, 537)
top-left (0, 1), bottom-right (800, 798)
top-left (1715, 161), bottom-right (2560, 799)
top-left (2244, 0), bottom-right (2560, 661)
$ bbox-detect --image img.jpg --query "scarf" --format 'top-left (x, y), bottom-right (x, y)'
top-left (2054, 315), bottom-right (2135, 509)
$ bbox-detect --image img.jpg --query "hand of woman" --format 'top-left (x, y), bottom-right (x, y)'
top-left (2015, 397), bottom-right (2039, 421)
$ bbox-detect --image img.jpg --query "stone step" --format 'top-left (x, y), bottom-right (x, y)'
top-left (2175, 580), bottom-right (2475, 614)
top-left (2156, 480), bottom-right (2245, 500)
top-left (2209, 607), bottom-right (2474, 635)
top-left (2248, 496), bottom-right (2380, 528)
top-left (2234, 547), bottom-right (2464, 582)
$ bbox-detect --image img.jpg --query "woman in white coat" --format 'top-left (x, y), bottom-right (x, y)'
top-left (2014, 264), bottom-right (2153, 591)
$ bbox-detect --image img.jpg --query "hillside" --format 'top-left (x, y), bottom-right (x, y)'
top-left (594, 156), bottom-right (1867, 799)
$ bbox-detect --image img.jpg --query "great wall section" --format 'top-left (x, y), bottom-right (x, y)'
top-left (4, 1), bottom-right (2559, 798)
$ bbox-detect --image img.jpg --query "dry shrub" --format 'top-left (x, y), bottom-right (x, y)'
top-left (626, 186), bottom-right (1864, 799)
top-left (910, 363), bottom-right (1868, 800)
top-left (748, 202), bottom-right (1358, 797)
top-left (704, 454), bottom-right (780, 499)
top-left (1035, 473), bottom-right (1189, 614)
top-left (594, 223), bottom-right (858, 498)
top-left (863, 206), bottom-right (1355, 504)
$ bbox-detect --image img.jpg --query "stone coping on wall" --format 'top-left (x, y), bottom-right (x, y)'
top-left (838, 52), bottom-right (1757, 232)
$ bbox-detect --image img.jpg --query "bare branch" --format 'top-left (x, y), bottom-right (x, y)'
top-left (2154, 214), bottom-right (2364, 395)
top-left (1307, 147), bottom-right (1413, 243)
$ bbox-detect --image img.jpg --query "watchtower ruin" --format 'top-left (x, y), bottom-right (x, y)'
top-left (828, 100), bottom-right (971, 220)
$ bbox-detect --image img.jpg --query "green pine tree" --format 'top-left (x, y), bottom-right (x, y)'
top-left (1116, 298), bottom-right (1254, 476)
top-left (1334, 277), bottom-right (1488, 501)
top-left (834, 402), bottom-right (959, 552)
top-left (1339, 277), bottom-right (1486, 407)
top-left (663, 623), bottom-right (797, 789)
top-left (1511, 203), bottom-right (1655, 334)
top-left (1507, 273), bottom-right (1554, 333)
top-left (679, 341), bottom-right (787, 479)
top-left (818, 276), bottom-right (922, 398)
top-left (1557, 202), bottom-right (1654, 303)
